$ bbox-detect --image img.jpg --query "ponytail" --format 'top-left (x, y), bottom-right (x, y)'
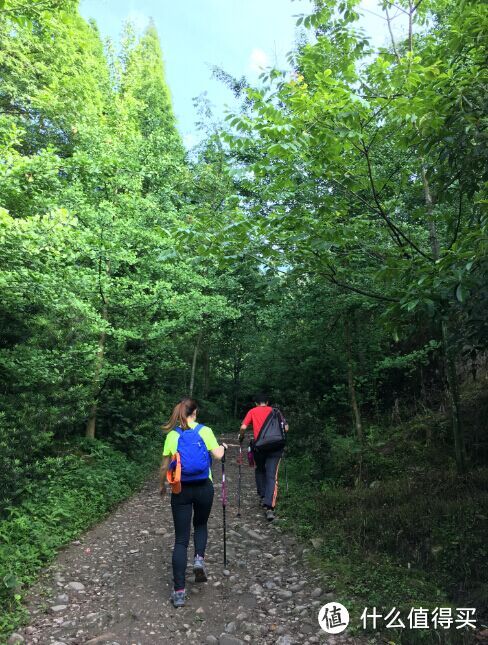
top-left (163, 398), bottom-right (198, 432)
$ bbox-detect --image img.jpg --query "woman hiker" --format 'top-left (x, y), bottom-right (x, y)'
top-left (159, 397), bottom-right (227, 607)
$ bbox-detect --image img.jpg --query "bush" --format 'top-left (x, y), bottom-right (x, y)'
top-left (280, 417), bottom-right (488, 643)
top-left (0, 437), bottom-right (160, 640)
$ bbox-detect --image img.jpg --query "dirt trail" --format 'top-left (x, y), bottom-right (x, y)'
top-left (12, 437), bottom-right (364, 645)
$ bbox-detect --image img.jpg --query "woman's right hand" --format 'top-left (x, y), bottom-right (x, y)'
top-left (211, 443), bottom-right (227, 460)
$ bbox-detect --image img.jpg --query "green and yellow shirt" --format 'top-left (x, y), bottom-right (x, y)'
top-left (163, 421), bottom-right (219, 481)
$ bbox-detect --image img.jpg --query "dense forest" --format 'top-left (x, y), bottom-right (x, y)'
top-left (1, 0), bottom-right (487, 642)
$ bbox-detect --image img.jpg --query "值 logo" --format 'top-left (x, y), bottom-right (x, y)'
top-left (318, 601), bottom-right (350, 634)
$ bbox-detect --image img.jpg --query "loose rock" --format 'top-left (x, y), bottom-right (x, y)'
top-left (218, 635), bottom-right (245, 645)
top-left (10, 435), bottom-right (367, 645)
top-left (277, 589), bottom-right (293, 599)
top-left (65, 581), bottom-right (85, 592)
top-left (55, 593), bottom-right (69, 604)
top-left (49, 605), bottom-right (67, 613)
top-left (277, 636), bottom-right (294, 645)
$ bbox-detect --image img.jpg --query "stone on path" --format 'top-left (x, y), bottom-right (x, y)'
top-left (244, 623), bottom-right (264, 637)
top-left (277, 589), bottom-right (293, 599)
top-left (218, 634), bottom-right (245, 645)
top-left (9, 433), bottom-right (367, 645)
top-left (85, 634), bottom-right (119, 644)
top-left (277, 636), bottom-right (294, 645)
top-left (55, 593), bottom-right (69, 604)
top-left (65, 581), bottom-right (85, 591)
top-left (49, 605), bottom-right (67, 613)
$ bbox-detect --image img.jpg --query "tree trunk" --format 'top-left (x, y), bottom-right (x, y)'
top-left (202, 350), bottom-right (210, 398)
top-left (345, 317), bottom-right (363, 443)
top-left (233, 350), bottom-right (242, 419)
top-left (85, 302), bottom-right (108, 439)
top-left (421, 166), bottom-right (440, 259)
top-left (442, 320), bottom-right (466, 473)
top-left (421, 165), bottom-right (466, 473)
top-left (189, 331), bottom-right (202, 397)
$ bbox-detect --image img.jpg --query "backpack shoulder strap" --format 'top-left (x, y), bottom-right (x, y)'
top-left (255, 409), bottom-right (273, 440)
top-left (193, 423), bottom-right (204, 432)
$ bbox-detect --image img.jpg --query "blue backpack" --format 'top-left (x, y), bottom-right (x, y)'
top-left (175, 424), bottom-right (211, 482)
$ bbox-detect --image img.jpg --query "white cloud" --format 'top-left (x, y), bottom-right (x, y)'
top-left (248, 48), bottom-right (270, 73)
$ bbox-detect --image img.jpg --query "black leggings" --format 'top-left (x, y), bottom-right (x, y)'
top-left (170, 479), bottom-right (214, 590)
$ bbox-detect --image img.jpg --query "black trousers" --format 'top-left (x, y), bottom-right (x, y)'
top-left (254, 449), bottom-right (283, 509)
top-left (170, 479), bottom-right (214, 590)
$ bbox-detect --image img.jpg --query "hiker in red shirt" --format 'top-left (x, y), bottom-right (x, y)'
top-left (239, 393), bottom-right (288, 521)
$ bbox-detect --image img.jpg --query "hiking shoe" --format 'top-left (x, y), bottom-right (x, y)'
top-left (171, 589), bottom-right (186, 608)
top-left (193, 555), bottom-right (208, 583)
top-left (266, 509), bottom-right (276, 521)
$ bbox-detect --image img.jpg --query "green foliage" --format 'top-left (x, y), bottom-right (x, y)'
top-left (0, 4), bottom-right (242, 631)
top-left (1, 0), bottom-right (487, 640)
top-left (376, 341), bottom-right (440, 375)
top-left (281, 422), bottom-right (488, 643)
top-left (0, 437), bottom-right (160, 640)
top-left (193, 0), bottom-right (488, 472)
top-left (0, 0), bottom-right (238, 509)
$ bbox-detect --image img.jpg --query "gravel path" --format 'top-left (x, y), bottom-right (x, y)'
top-left (10, 439), bottom-right (364, 645)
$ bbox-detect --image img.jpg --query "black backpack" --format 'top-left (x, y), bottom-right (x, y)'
top-left (253, 408), bottom-right (286, 453)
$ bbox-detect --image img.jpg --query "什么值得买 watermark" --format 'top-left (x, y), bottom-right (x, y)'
top-left (318, 602), bottom-right (477, 634)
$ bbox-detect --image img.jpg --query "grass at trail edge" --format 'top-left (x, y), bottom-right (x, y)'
top-left (277, 435), bottom-right (487, 644)
top-left (0, 437), bottom-right (161, 641)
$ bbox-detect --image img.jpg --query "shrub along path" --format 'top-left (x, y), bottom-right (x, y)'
top-left (10, 438), bottom-right (364, 645)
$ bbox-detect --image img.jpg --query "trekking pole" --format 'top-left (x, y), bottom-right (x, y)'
top-left (221, 448), bottom-right (227, 567)
top-left (236, 444), bottom-right (242, 518)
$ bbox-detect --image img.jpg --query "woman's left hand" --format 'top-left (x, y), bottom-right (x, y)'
top-left (159, 484), bottom-right (166, 497)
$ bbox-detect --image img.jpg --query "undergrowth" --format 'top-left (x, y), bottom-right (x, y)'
top-left (0, 436), bottom-right (160, 641)
top-left (279, 402), bottom-right (488, 644)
